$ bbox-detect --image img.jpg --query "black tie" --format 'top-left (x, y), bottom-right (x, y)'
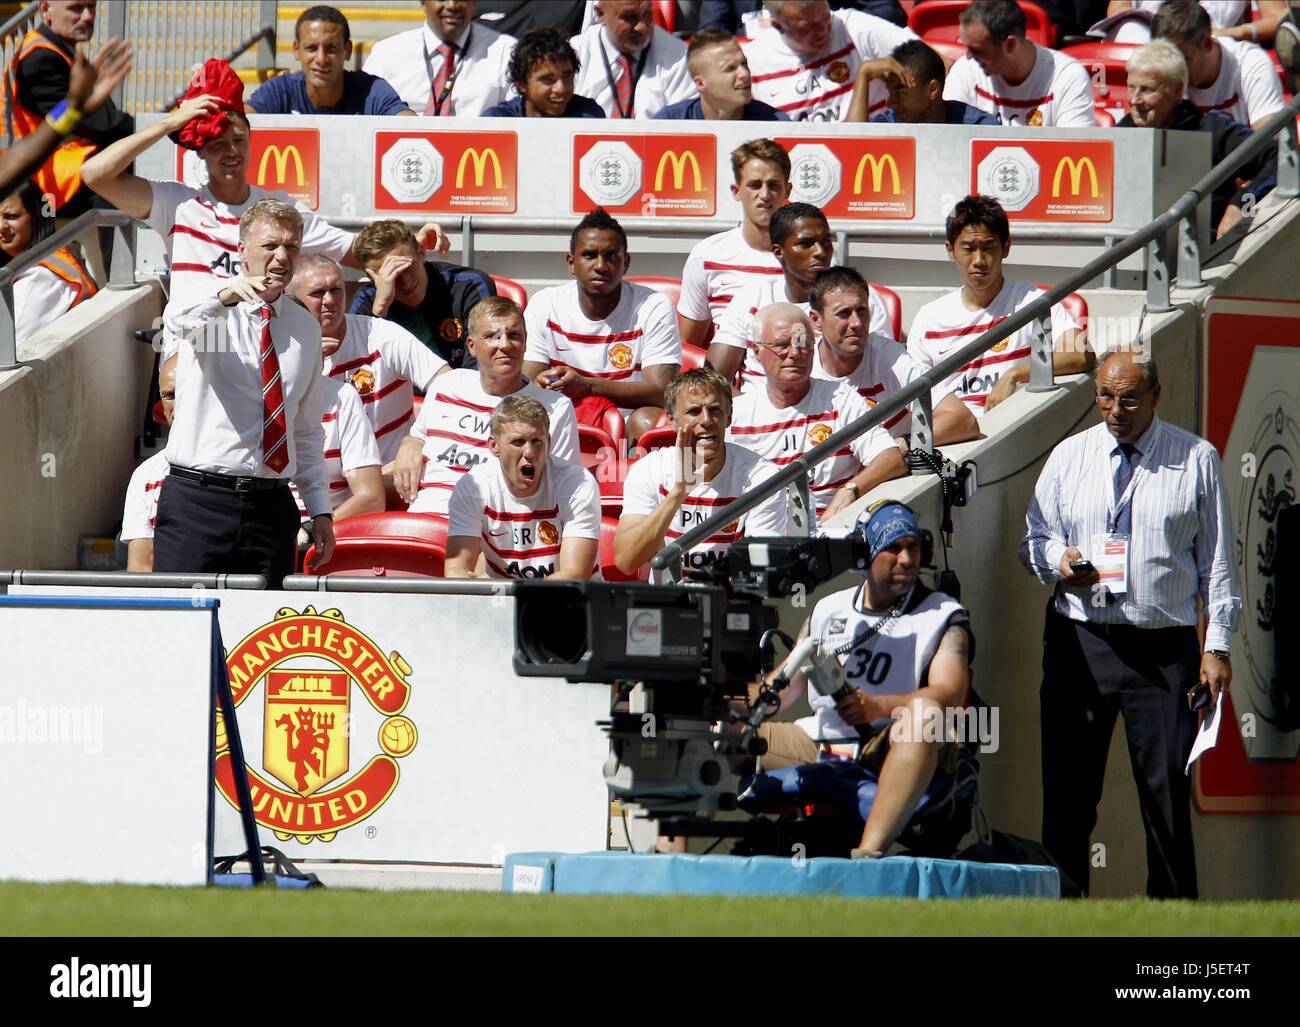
top-left (1113, 442), bottom-right (1138, 534)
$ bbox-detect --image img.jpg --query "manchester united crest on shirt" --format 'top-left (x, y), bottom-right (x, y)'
top-left (440, 317), bottom-right (462, 342)
top-left (828, 61), bottom-right (850, 84)
top-left (349, 368), bottom-right (376, 395)
top-left (608, 342), bottom-right (634, 370)
top-left (808, 424), bottom-right (833, 446)
top-left (538, 521), bottom-right (560, 546)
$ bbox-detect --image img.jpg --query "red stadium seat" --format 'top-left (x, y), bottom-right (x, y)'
top-left (412, 394), bottom-right (423, 419)
top-left (626, 275), bottom-right (682, 308)
top-left (579, 422), bottom-right (617, 456)
top-left (910, 1), bottom-right (1055, 48)
top-left (927, 38), bottom-right (967, 65)
top-left (1036, 284), bottom-right (1088, 336)
top-left (635, 424), bottom-right (677, 454)
top-left (869, 282), bottom-right (903, 341)
top-left (653, 0), bottom-right (675, 33)
top-left (489, 274), bottom-right (528, 311)
top-left (681, 342), bottom-right (708, 369)
top-left (303, 512), bottom-right (448, 577)
top-left (1094, 108), bottom-right (1116, 127)
top-left (1062, 43), bottom-right (1135, 120)
top-left (600, 514), bottom-right (649, 582)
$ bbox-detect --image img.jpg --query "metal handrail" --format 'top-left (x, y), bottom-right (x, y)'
top-left (0, 0), bottom-right (38, 42)
top-left (650, 92), bottom-right (1300, 575)
top-left (162, 24), bottom-right (277, 112)
top-left (0, 209), bottom-right (132, 286)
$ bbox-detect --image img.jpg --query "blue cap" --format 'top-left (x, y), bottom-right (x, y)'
top-left (856, 502), bottom-right (921, 562)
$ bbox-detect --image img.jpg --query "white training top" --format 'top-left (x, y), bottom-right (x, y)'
top-left (798, 583), bottom-right (970, 742)
top-left (119, 450), bottom-right (172, 542)
top-left (292, 377), bottom-right (382, 517)
top-left (677, 226), bottom-right (783, 326)
top-left (743, 8), bottom-right (916, 122)
top-left (1184, 36), bottom-right (1285, 126)
top-left (448, 455), bottom-right (601, 579)
top-left (12, 265), bottom-right (77, 345)
top-left (524, 281), bottom-right (681, 412)
top-left (324, 313), bottom-right (446, 464)
top-left (570, 23), bottom-right (695, 118)
top-left (620, 442), bottom-right (787, 580)
top-left (406, 368), bottom-right (578, 515)
top-left (712, 278), bottom-right (890, 387)
top-left (906, 280), bottom-right (1080, 417)
top-left (810, 334), bottom-right (935, 439)
top-left (362, 21), bottom-right (515, 116)
top-left (943, 45), bottom-right (1095, 127)
top-left (147, 180), bottom-right (353, 359)
top-left (727, 378), bottom-right (896, 512)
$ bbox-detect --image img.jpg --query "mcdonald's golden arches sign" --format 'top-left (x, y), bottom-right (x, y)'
top-left (373, 130), bottom-right (518, 214)
top-left (774, 136), bottom-right (915, 219)
top-left (176, 128), bottom-right (321, 210)
top-left (572, 134), bottom-right (717, 217)
top-left (969, 139), bottom-right (1113, 222)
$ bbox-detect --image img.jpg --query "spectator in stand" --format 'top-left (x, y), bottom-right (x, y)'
top-left (121, 356), bottom-right (175, 572)
top-left (523, 207), bottom-right (680, 442)
top-left (1119, 41), bottom-right (1277, 239)
top-left (482, 26), bottom-right (606, 117)
top-left (654, 30), bottom-right (790, 120)
top-left (349, 220), bottom-right (495, 371)
top-left (1103, 2), bottom-right (1290, 49)
top-left (699, 1), bottom-right (909, 34)
top-left (394, 296), bottom-right (578, 514)
top-left (710, 202), bottom-right (896, 389)
top-left (907, 195), bottom-right (1093, 418)
top-left (727, 303), bottom-right (905, 522)
top-left (475, 1), bottom-right (589, 38)
top-left (616, 368), bottom-right (787, 581)
top-left (846, 38), bottom-right (999, 124)
top-left (364, 0), bottom-right (515, 116)
top-left (1, 1), bottom-right (134, 219)
top-left (570, 0), bottom-right (695, 118)
top-left (945, 0), bottom-right (1095, 127)
top-left (810, 266), bottom-right (978, 447)
top-left (1152, 0), bottom-right (1284, 129)
top-left (78, 59), bottom-right (450, 355)
top-left (290, 254), bottom-right (448, 465)
top-left (446, 395), bottom-right (601, 579)
top-left (677, 138), bottom-right (791, 348)
top-left (245, 6), bottom-right (412, 115)
top-left (0, 179), bottom-right (98, 344)
top-left (743, 0), bottom-right (916, 122)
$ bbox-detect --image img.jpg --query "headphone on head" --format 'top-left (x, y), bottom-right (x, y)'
top-left (855, 499), bottom-right (934, 568)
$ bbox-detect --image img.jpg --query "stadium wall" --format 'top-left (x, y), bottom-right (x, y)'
top-left (0, 283), bottom-right (161, 572)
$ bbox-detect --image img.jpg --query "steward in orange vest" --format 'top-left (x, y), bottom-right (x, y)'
top-left (36, 243), bottom-right (97, 306)
top-left (1, 23), bottom-right (133, 218)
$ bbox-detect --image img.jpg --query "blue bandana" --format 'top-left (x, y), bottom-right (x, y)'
top-left (857, 503), bottom-right (921, 562)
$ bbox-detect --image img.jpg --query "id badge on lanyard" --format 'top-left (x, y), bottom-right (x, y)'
top-left (1091, 456), bottom-right (1140, 596)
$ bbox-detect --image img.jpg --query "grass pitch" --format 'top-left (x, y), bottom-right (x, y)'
top-left (3, 883), bottom-right (1300, 936)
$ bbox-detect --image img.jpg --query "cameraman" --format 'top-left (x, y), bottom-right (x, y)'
top-left (739, 501), bottom-right (975, 858)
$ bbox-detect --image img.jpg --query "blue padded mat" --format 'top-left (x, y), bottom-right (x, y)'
top-left (503, 851), bottom-right (1059, 900)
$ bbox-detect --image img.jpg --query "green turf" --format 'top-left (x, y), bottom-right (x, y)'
top-left (3, 883), bottom-right (1300, 936)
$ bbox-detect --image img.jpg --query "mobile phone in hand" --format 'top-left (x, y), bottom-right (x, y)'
top-left (1069, 560), bottom-right (1097, 576)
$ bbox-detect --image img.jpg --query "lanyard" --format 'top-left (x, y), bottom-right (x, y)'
top-left (598, 38), bottom-right (649, 118)
top-left (1106, 444), bottom-right (1144, 533)
top-left (423, 27), bottom-right (471, 115)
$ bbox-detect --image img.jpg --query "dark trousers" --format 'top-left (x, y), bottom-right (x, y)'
top-left (1040, 607), bottom-right (1200, 899)
top-left (153, 474), bottom-right (300, 587)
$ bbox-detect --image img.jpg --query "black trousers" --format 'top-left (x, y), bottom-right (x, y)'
top-left (1040, 607), bottom-right (1200, 899)
top-left (153, 474), bottom-right (300, 587)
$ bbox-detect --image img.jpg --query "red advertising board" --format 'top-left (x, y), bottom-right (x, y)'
top-left (373, 131), bottom-right (518, 214)
top-left (775, 136), bottom-right (916, 219)
top-left (970, 139), bottom-right (1114, 222)
top-left (176, 128), bottom-right (322, 210)
top-left (572, 134), bottom-right (717, 217)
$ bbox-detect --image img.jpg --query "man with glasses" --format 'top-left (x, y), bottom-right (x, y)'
top-left (1019, 350), bottom-right (1241, 899)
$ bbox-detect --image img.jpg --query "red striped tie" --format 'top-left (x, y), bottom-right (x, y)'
top-left (259, 305), bottom-right (289, 474)
top-left (425, 42), bottom-right (457, 116)
top-left (612, 53), bottom-right (634, 118)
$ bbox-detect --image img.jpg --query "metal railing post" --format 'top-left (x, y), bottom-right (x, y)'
top-left (1279, 120), bottom-right (1299, 199)
top-left (787, 473), bottom-right (815, 537)
top-left (107, 220), bottom-right (136, 289)
top-left (1025, 315), bottom-right (1058, 392)
top-left (909, 390), bottom-right (935, 462)
top-left (1146, 228), bottom-right (1172, 312)
top-left (0, 284), bottom-right (17, 371)
top-left (256, 0), bottom-right (278, 73)
top-left (461, 215), bottom-right (475, 265)
top-left (1176, 212), bottom-right (1203, 288)
top-left (101, 0), bottom-right (128, 110)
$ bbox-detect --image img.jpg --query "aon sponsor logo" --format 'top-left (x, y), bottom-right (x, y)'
top-left (436, 444), bottom-right (489, 470)
top-left (504, 561), bottom-right (555, 578)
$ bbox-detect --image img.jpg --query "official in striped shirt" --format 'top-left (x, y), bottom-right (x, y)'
top-left (907, 195), bottom-right (1093, 417)
top-left (727, 303), bottom-right (904, 522)
top-left (1019, 350), bottom-right (1241, 899)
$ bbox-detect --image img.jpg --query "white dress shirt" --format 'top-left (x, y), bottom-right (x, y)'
top-left (570, 23), bottom-right (695, 118)
top-left (1020, 416), bottom-right (1241, 651)
top-left (362, 20), bottom-right (514, 116)
top-left (164, 291), bottom-right (330, 518)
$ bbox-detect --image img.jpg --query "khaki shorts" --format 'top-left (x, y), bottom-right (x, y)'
top-left (758, 719), bottom-right (959, 777)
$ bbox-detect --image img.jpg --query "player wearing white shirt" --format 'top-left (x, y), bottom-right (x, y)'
top-left (78, 88), bottom-right (451, 354)
top-left (1152, 2), bottom-right (1285, 127)
top-left (726, 304), bottom-right (904, 521)
top-left (291, 255), bottom-right (448, 464)
top-left (121, 356), bottom-right (177, 573)
top-left (362, 0), bottom-right (514, 116)
top-left (809, 265), bottom-right (978, 446)
top-left (907, 196), bottom-right (1092, 418)
top-left (394, 296), bottom-right (578, 516)
top-left (709, 202), bottom-right (893, 389)
top-left (945, 0), bottom-right (1094, 127)
top-left (571, 1), bottom-right (694, 118)
top-left (291, 377), bottom-right (384, 519)
top-left (677, 138), bottom-right (792, 348)
top-left (743, 1), bottom-right (916, 122)
top-left (446, 395), bottom-right (601, 580)
top-left (617, 368), bottom-right (787, 581)
top-left (523, 208), bottom-right (679, 439)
